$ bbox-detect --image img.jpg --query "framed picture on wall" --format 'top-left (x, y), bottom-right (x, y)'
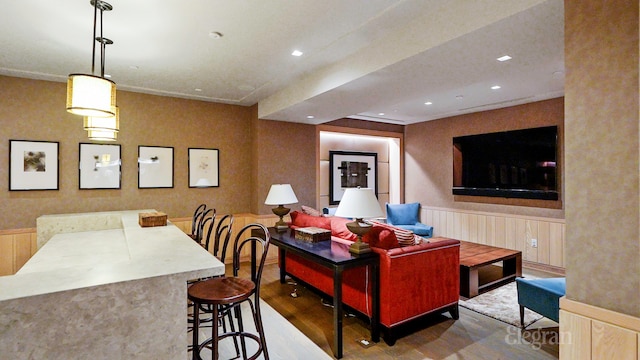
top-left (9, 140), bottom-right (59, 191)
top-left (138, 145), bottom-right (174, 188)
top-left (188, 148), bottom-right (219, 188)
top-left (329, 150), bottom-right (377, 205)
top-left (79, 143), bottom-right (122, 189)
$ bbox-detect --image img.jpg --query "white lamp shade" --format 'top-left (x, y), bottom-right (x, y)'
top-left (334, 188), bottom-right (383, 219)
top-left (265, 184), bottom-right (298, 205)
top-left (67, 74), bottom-right (116, 117)
top-left (87, 129), bottom-right (117, 141)
top-left (84, 107), bottom-right (119, 131)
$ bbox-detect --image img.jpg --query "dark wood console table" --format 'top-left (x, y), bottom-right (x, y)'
top-left (268, 227), bottom-right (379, 359)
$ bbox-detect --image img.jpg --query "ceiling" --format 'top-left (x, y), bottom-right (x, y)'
top-left (0, 0), bottom-right (564, 126)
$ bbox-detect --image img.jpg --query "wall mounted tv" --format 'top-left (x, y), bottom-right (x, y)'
top-left (452, 126), bottom-right (558, 200)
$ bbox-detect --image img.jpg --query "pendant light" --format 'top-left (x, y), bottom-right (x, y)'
top-left (66, 0), bottom-right (116, 118)
top-left (85, 106), bottom-right (119, 141)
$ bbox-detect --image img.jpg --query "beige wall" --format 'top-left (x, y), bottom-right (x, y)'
top-left (564, 0), bottom-right (639, 317)
top-left (0, 76), bottom-right (255, 229)
top-left (404, 97), bottom-right (565, 219)
top-left (251, 118), bottom-right (317, 215)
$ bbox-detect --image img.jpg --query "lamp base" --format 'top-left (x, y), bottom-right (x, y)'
top-left (272, 205), bottom-right (291, 232)
top-left (346, 219), bottom-right (372, 255)
top-left (349, 238), bottom-right (372, 255)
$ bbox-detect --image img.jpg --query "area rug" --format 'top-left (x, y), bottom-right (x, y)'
top-left (459, 281), bottom-right (543, 328)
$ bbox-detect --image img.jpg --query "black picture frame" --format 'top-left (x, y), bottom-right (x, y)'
top-left (329, 150), bottom-right (377, 205)
top-left (188, 148), bottom-right (220, 188)
top-left (79, 143), bottom-right (122, 189)
top-left (9, 139), bottom-right (60, 191)
top-left (138, 145), bottom-right (174, 188)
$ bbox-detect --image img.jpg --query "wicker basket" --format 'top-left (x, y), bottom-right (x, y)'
top-left (138, 212), bottom-right (168, 227)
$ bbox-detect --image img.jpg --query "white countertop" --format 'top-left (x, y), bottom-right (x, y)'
top-left (0, 210), bottom-right (224, 301)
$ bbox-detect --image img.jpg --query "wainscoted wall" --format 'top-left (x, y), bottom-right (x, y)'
top-left (560, 298), bottom-right (640, 359)
top-left (0, 213), bottom-right (282, 276)
top-left (423, 206), bottom-right (565, 269)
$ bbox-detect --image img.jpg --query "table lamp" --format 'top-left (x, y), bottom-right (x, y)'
top-left (334, 187), bottom-right (383, 255)
top-left (265, 184), bottom-right (299, 231)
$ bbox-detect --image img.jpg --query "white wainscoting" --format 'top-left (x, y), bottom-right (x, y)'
top-left (422, 206), bottom-right (565, 268)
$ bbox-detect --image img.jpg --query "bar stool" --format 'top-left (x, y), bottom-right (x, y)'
top-left (188, 223), bottom-right (270, 360)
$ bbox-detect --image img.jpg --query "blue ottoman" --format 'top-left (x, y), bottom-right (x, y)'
top-left (515, 277), bottom-right (566, 327)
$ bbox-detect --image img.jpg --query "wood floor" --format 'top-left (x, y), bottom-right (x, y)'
top-left (258, 263), bottom-right (560, 360)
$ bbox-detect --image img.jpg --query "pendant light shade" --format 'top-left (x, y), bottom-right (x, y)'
top-left (66, 0), bottom-right (118, 124)
top-left (87, 129), bottom-right (118, 141)
top-left (67, 74), bottom-right (116, 117)
top-left (84, 106), bottom-right (119, 131)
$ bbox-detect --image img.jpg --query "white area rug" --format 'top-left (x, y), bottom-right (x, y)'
top-left (459, 281), bottom-right (543, 328)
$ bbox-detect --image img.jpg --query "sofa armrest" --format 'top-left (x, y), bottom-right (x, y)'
top-left (373, 238), bottom-right (460, 327)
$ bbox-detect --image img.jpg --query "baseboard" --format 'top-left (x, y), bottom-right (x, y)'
top-left (523, 260), bottom-right (565, 276)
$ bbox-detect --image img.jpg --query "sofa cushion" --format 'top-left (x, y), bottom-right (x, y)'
top-left (301, 205), bottom-right (323, 217)
top-left (330, 217), bottom-right (358, 241)
top-left (289, 211), bottom-right (332, 230)
top-left (363, 225), bottom-right (399, 250)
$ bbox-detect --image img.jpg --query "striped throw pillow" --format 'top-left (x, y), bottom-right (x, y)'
top-left (369, 220), bottom-right (417, 246)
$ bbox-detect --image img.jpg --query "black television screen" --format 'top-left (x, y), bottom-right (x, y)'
top-left (452, 126), bottom-right (558, 200)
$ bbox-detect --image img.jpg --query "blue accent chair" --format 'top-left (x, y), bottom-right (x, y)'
top-left (516, 277), bottom-right (566, 328)
top-left (385, 202), bottom-right (433, 238)
top-left (322, 207), bottom-right (338, 216)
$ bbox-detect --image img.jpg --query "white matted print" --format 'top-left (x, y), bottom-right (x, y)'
top-left (188, 148), bottom-right (219, 188)
top-left (79, 143), bottom-right (121, 189)
top-left (9, 140), bottom-right (59, 191)
top-left (138, 146), bottom-right (174, 188)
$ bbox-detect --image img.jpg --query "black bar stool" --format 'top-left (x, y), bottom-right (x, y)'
top-left (188, 223), bottom-right (270, 360)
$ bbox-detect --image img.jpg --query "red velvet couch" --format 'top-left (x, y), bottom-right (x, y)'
top-left (283, 211), bottom-right (461, 345)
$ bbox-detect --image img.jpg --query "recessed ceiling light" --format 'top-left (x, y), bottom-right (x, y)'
top-left (291, 50), bottom-right (303, 57)
top-left (497, 55), bottom-right (512, 62)
top-left (424, 101), bottom-right (433, 105)
top-left (456, 95), bottom-right (464, 100)
top-left (194, 88), bottom-right (202, 92)
top-left (209, 31), bottom-right (223, 39)
top-left (378, 113), bottom-right (385, 116)
top-left (491, 85), bottom-right (501, 90)
top-left (306, 115), bottom-right (314, 119)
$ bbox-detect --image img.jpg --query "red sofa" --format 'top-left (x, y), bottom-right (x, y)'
top-left (282, 211), bottom-right (460, 345)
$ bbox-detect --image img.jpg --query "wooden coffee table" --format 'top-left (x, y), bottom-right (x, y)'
top-left (458, 240), bottom-right (522, 298)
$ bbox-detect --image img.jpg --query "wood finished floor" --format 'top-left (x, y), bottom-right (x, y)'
top-left (258, 263), bottom-right (560, 360)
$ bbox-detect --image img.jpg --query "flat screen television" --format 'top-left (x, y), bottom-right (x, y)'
top-left (452, 126), bottom-right (558, 200)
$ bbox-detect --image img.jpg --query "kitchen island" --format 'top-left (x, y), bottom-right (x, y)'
top-left (0, 210), bottom-right (224, 359)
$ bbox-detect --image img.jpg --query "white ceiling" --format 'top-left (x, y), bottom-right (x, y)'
top-left (0, 0), bottom-right (564, 125)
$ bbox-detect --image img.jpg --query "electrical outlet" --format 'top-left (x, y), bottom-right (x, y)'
top-left (531, 238), bottom-right (538, 248)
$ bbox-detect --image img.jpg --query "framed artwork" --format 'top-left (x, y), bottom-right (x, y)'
top-left (79, 143), bottom-right (121, 189)
top-left (329, 150), bottom-right (377, 205)
top-left (138, 145), bottom-right (174, 188)
top-left (9, 140), bottom-right (59, 191)
top-left (188, 148), bottom-right (219, 188)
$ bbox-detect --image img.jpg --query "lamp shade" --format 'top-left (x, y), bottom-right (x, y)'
top-left (66, 74), bottom-right (116, 117)
top-left (87, 129), bottom-right (117, 141)
top-left (334, 188), bottom-right (383, 219)
top-left (84, 106), bottom-right (119, 132)
top-left (265, 184), bottom-right (298, 205)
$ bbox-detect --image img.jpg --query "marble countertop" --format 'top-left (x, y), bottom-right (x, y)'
top-left (0, 210), bottom-right (224, 301)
